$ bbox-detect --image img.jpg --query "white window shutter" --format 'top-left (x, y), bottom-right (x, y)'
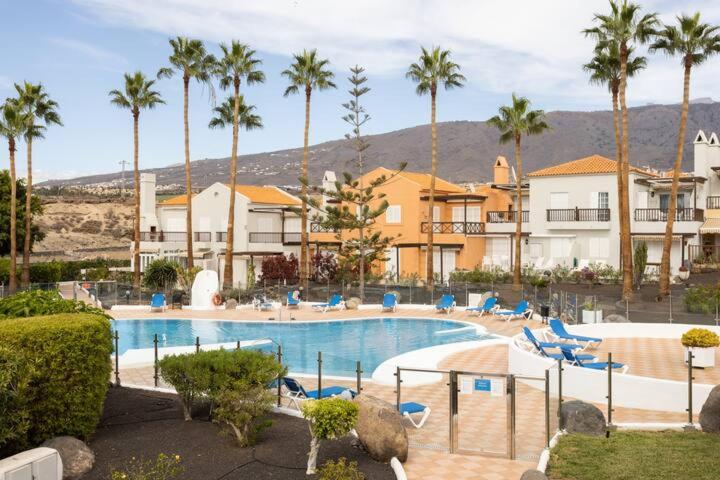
top-left (452, 207), bottom-right (464, 222)
top-left (589, 192), bottom-right (599, 209)
top-left (637, 191), bottom-right (648, 209)
top-left (433, 206), bottom-right (440, 222)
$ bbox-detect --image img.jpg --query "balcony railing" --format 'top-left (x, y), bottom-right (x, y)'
top-left (486, 210), bottom-right (529, 223)
top-left (216, 232), bottom-right (227, 242)
top-left (140, 231), bottom-right (186, 242)
top-left (708, 196), bottom-right (720, 209)
top-left (546, 208), bottom-right (610, 222)
top-left (248, 232), bottom-right (302, 244)
top-left (420, 221), bottom-right (485, 234)
top-left (310, 222), bottom-right (337, 233)
top-left (634, 208), bottom-right (703, 222)
top-left (193, 232), bottom-right (211, 242)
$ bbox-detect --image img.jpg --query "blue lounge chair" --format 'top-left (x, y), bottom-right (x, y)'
top-left (399, 401), bottom-right (431, 429)
top-left (495, 300), bottom-right (532, 322)
top-left (382, 293), bottom-right (397, 312)
top-left (549, 319), bottom-right (602, 349)
top-left (150, 293), bottom-right (166, 312)
top-left (435, 294), bottom-right (456, 313)
top-left (286, 291), bottom-right (300, 309)
top-left (312, 294), bottom-right (345, 313)
top-left (522, 327), bottom-right (595, 362)
top-left (466, 297), bottom-right (497, 316)
top-left (560, 347), bottom-right (626, 372)
top-left (281, 377), bottom-right (356, 410)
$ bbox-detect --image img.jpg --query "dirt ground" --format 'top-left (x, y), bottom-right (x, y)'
top-left (84, 387), bottom-right (394, 480)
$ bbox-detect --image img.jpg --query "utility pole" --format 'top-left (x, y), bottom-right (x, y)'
top-left (118, 160), bottom-right (130, 197)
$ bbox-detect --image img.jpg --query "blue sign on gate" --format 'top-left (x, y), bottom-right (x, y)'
top-left (474, 378), bottom-right (491, 392)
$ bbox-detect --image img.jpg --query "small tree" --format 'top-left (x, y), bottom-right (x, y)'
top-left (633, 241), bottom-right (648, 289)
top-left (301, 398), bottom-right (359, 474)
top-left (311, 251), bottom-right (338, 282)
top-left (260, 254), bottom-right (298, 282)
top-left (143, 258), bottom-right (180, 291)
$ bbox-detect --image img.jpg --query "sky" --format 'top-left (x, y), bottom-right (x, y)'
top-left (3, 0), bottom-right (720, 182)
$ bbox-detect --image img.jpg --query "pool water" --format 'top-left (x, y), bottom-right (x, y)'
top-left (113, 318), bottom-right (492, 377)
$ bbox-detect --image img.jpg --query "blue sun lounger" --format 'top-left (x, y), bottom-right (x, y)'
top-left (495, 300), bottom-right (532, 322)
top-left (286, 291), bottom-right (300, 309)
top-left (382, 293), bottom-right (397, 312)
top-left (399, 401), bottom-right (431, 429)
top-left (281, 377), bottom-right (356, 410)
top-left (522, 327), bottom-right (595, 362)
top-left (560, 347), bottom-right (626, 372)
top-left (312, 294), bottom-right (345, 313)
top-left (549, 319), bottom-right (603, 348)
top-left (466, 297), bottom-right (497, 316)
top-left (435, 294), bottom-right (456, 313)
top-left (150, 293), bottom-right (166, 312)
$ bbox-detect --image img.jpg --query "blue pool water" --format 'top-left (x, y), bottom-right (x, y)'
top-left (113, 318), bottom-right (493, 377)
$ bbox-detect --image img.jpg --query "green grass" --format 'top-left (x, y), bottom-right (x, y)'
top-left (547, 431), bottom-right (720, 480)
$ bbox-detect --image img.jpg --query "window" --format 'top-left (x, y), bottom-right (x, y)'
top-left (452, 207), bottom-right (464, 222)
top-left (386, 205), bottom-right (401, 224)
top-left (433, 206), bottom-right (440, 222)
top-left (677, 194), bottom-right (685, 210)
top-left (467, 206), bottom-right (481, 222)
top-left (597, 192), bottom-right (609, 209)
top-left (660, 193), bottom-right (670, 210)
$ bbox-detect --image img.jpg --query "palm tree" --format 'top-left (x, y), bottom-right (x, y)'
top-left (584, 0), bottom-right (658, 300)
top-left (158, 37), bottom-right (216, 270)
top-left (14, 82), bottom-right (62, 288)
top-left (650, 13), bottom-right (720, 296)
top-left (214, 41), bottom-right (265, 289)
top-left (488, 94), bottom-right (550, 287)
top-left (406, 46), bottom-right (465, 288)
top-left (0, 99), bottom-right (29, 294)
top-left (281, 49), bottom-right (336, 291)
top-left (109, 72), bottom-right (165, 288)
top-left (583, 45), bottom-right (646, 286)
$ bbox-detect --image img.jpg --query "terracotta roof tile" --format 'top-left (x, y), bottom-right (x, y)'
top-left (527, 154), bottom-right (656, 178)
top-left (232, 185), bottom-right (301, 205)
top-left (158, 194), bottom-right (191, 206)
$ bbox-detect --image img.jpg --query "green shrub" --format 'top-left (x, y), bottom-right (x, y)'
top-left (684, 284), bottom-right (720, 314)
top-left (143, 259), bottom-right (180, 290)
top-left (0, 290), bottom-right (109, 320)
top-left (0, 313), bottom-right (112, 451)
top-left (449, 267), bottom-right (510, 284)
top-left (318, 457), bottom-right (365, 480)
top-left (0, 345), bottom-right (32, 456)
top-left (550, 265), bottom-right (573, 283)
top-left (110, 453), bottom-right (183, 480)
top-left (0, 258), bottom-right (131, 284)
top-left (681, 328), bottom-right (720, 348)
top-left (302, 398), bottom-right (359, 474)
top-left (634, 241), bottom-right (648, 288)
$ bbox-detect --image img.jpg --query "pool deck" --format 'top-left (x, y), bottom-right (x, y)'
top-left (110, 306), bottom-right (708, 480)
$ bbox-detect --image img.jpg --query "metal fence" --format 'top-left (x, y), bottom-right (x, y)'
top-left (0, 282), bottom-right (59, 298)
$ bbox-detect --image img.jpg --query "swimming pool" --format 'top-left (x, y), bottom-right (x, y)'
top-left (113, 318), bottom-right (493, 377)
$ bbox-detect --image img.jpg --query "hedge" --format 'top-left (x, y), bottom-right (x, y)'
top-left (0, 313), bottom-right (113, 452)
top-left (0, 258), bottom-right (130, 284)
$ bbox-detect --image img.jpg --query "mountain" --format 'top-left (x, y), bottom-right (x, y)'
top-left (40, 101), bottom-right (720, 189)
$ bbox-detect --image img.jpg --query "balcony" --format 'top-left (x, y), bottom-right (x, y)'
top-left (634, 208), bottom-right (703, 222)
top-left (420, 221), bottom-right (485, 234)
top-left (193, 232), bottom-right (211, 242)
top-left (310, 222), bottom-right (337, 233)
top-left (216, 232), bottom-right (227, 242)
top-left (248, 232), bottom-right (302, 244)
top-left (139, 231), bottom-right (186, 242)
top-left (708, 196), bottom-right (720, 209)
top-left (487, 210), bottom-right (529, 223)
top-left (546, 208), bottom-right (610, 222)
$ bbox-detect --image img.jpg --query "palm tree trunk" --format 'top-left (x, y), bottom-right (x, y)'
top-left (611, 87), bottom-right (625, 285)
top-left (513, 133), bottom-right (523, 287)
top-left (299, 87), bottom-right (311, 292)
top-left (183, 75), bottom-right (194, 270)
top-left (21, 135), bottom-right (33, 287)
top-left (8, 138), bottom-right (17, 294)
top-left (426, 90), bottom-right (437, 288)
top-left (133, 111), bottom-right (141, 289)
top-left (659, 63), bottom-right (692, 296)
top-left (223, 79), bottom-right (241, 289)
top-left (618, 44), bottom-right (633, 300)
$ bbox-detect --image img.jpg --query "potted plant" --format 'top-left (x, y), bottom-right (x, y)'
top-left (682, 328), bottom-right (720, 368)
top-left (678, 265), bottom-right (689, 281)
top-left (581, 297), bottom-right (602, 324)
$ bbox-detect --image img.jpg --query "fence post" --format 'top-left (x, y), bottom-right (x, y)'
top-left (669, 292), bottom-right (674, 323)
top-left (607, 352), bottom-right (613, 430)
top-left (687, 351), bottom-right (694, 425)
top-left (545, 369), bottom-right (551, 448)
top-left (557, 359), bottom-right (563, 430)
top-left (114, 330), bottom-right (121, 386)
top-left (409, 283), bottom-right (413, 304)
top-left (574, 294), bottom-right (579, 325)
top-left (395, 366), bottom-right (402, 410)
top-left (626, 298), bottom-right (630, 322)
top-left (356, 361), bottom-right (363, 395)
top-left (465, 281), bottom-right (469, 307)
top-left (715, 302), bottom-right (719, 327)
top-left (593, 295), bottom-right (597, 324)
top-left (195, 336), bottom-right (200, 353)
top-left (507, 374), bottom-right (516, 460)
top-left (236, 340), bottom-right (241, 350)
top-left (317, 351), bottom-right (323, 399)
top-left (449, 371), bottom-right (459, 454)
top-left (153, 334), bottom-right (159, 388)
top-left (277, 345), bottom-right (283, 407)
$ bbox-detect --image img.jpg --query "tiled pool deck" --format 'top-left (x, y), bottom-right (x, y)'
top-left (111, 306), bottom-right (708, 480)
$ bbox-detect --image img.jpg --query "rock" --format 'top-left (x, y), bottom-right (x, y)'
top-left (560, 400), bottom-right (606, 436)
top-left (387, 290), bottom-right (402, 303)
top-left (41, 436), bottom-right (95, 479)
top-left (345, 297), bottom-right (361, 310)
top-left (520, 470), bottom-right (548, 480)
top-left (604, 314), bottom-right (628, 323)
top-left (700, 384), bottom-right (720, 433)
top-left (353, 395), bottom-right (408, 462)
top-left (225, 298), bottom-right (238, 310)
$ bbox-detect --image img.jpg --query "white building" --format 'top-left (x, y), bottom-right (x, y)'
top-left (133, 173), bottom-right (303, 287)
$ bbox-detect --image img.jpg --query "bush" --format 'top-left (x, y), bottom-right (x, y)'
top-left (449, 267), bottom-right (510, 284)
top-left (634, 241), bottom-right (648, 288)
top-left (110, 453), bottom-right (183, 480)
top-left (0, 258), bottom-right (131, 284)
top-left (0, 290), bottom-right (109, 320)
top-left (318, 457), bottom-right (365, 480)
top-left (0, 313), bottom-right (112, 452)
top-left (302, 398), bottom-right (359, 474)
top-left (260, 254), bottom-right (299, 282)
top-left (681, 328), bottom-right (720, 348)
top-left (684, 284), bottom-right (720, 314)
top-left (0, 345), bottom-right (31, 456)
top-left (312, 252), bottom-right (338, 282)
top-left (143, 258), bottom-right (180, 290)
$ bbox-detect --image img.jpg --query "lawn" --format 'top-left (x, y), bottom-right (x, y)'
top-left (547, 431), bottom-right (720, 480)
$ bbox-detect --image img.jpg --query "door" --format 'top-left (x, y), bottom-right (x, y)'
top-left (433, 206), bottom-right (441, 222)
top-left (452, 207), bottom-right (465, 222)
top-left (285, 216), bottom-right (301, 232)
top-left (385, 247), bottom-right (399, 280)
top-left (466, 206), bottom-right (481, 223)
top-left (442, 250), bottom-right (456, 281)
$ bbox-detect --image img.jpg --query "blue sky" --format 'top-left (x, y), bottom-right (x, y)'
top-left (3, 0), bottom-right (720, 181)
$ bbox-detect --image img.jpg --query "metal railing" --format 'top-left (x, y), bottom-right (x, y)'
top-left (216, 232), bottom-right (227, 242)
top-left (486, 210), bottom-right (529, 223)
top-left (420, 221), bottom-right (485, 234)
top-left (139, 231), bottom-right (186, 242)
top-left (248, 232), bottom-right (302, 244)
top-left (707, 196), bottom-right (720, 209)
top-left (690, 245), bottom-right (720, 265)
top-left (634, 208), bottom-right (703, 222)
top-left (546, 208), bottom-right (610, 222)
top-left (310, 222), bottom-right (337, 233)
top-left (193, 232), bottom-right (211, 242)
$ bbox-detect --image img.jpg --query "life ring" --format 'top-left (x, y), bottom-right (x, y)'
top-left (211, 293), bottom-right (223, 306)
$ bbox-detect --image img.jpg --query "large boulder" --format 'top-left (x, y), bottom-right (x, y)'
top-left (520, 470), bottom-right (548, 480)
top-left (604, 314), bottom-right (629, 323)
top-left (353, 395), bottom-right (408, 462)
top-left (560, 400), bottom-right (606, 436)
top-left (225, 298), bottom-right (238, 310)
top-left (700, 384), bottom-right (720, 433)
top-left (345, 297), bottom-right (361, 310)
top-left (41, 436), bottom-right (94, 479)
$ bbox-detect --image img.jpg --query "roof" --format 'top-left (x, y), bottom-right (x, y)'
top-left (527, 155), bottom-right (656, 178)
top-left (367, 167), bottom-right (465, 193)
top-left (232, 185), bottom-right (301, 206)
top-left (159, 194), bottom-right (192, 206)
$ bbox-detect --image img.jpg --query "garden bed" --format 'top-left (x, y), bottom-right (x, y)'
top-left (83, 387), bottom-right (394, 479)
top-left (547, 431), bottom-right (720, 480)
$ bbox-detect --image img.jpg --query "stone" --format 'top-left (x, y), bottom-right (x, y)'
top-left (520, 470), bottom-right (548, 480)
top-left (604, 314), bottom-right (628, 323)
top-left (225, 298), bottom-right (238, 310)
top-left (560, 400), bottom-right (606, 436)
top-left (345, 297), bottom-right (360, 310)
top-left (41, 436), bottom-right (94, 479)
top-left (353, 395), bottom-right (408, 462)
top-left (700, 384), bottom-right (720, 433)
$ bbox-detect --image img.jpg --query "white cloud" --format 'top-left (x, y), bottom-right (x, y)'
top-left (49, 37), bottom-right (128, 66)
top-left (70, 0), bottom-right (720, 106)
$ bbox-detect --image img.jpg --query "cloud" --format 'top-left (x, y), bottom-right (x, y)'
top-left (69, 0), bottom-right (720, 106)
top-left (49, 37), bottom-right (128, 66)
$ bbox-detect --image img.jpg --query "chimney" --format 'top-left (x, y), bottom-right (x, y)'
top-left (493, 156), bottom-right (509, 184)
top-left (693, 130), bottom-right (710, 177)
top-left (139, 173), bottom-right (158, 231)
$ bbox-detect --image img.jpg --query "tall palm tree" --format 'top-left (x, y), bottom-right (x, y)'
top-left (584, 0), bottom-right (658, 300)
top-left (583, 45), bottom-right (646, 285)
top-left (650, 13), bottom-right (720, 296)
top-left (14, 81), bottom-right (62, 288)
top-left (109, 72), bottom-right (165, 288)
top-left (0, 99), bottom-right (29, 294)
top-left (406, 46), bottom-right (465, 288)
top-left (214, 41), bottom-right (265, 289)
top-left (488, 94), bottom-right (550, 287)
top-left (158, 37), bottom-right (216, 270)
top-left (281, 49), bottom-right (336, 291)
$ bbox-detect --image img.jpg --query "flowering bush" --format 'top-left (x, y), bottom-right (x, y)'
top-left (681, 328), bottom-right (720, 348)
top-left (110, 453), bottom-right (183, 480)
top-left (260, 254), bottom-right (298, 282)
